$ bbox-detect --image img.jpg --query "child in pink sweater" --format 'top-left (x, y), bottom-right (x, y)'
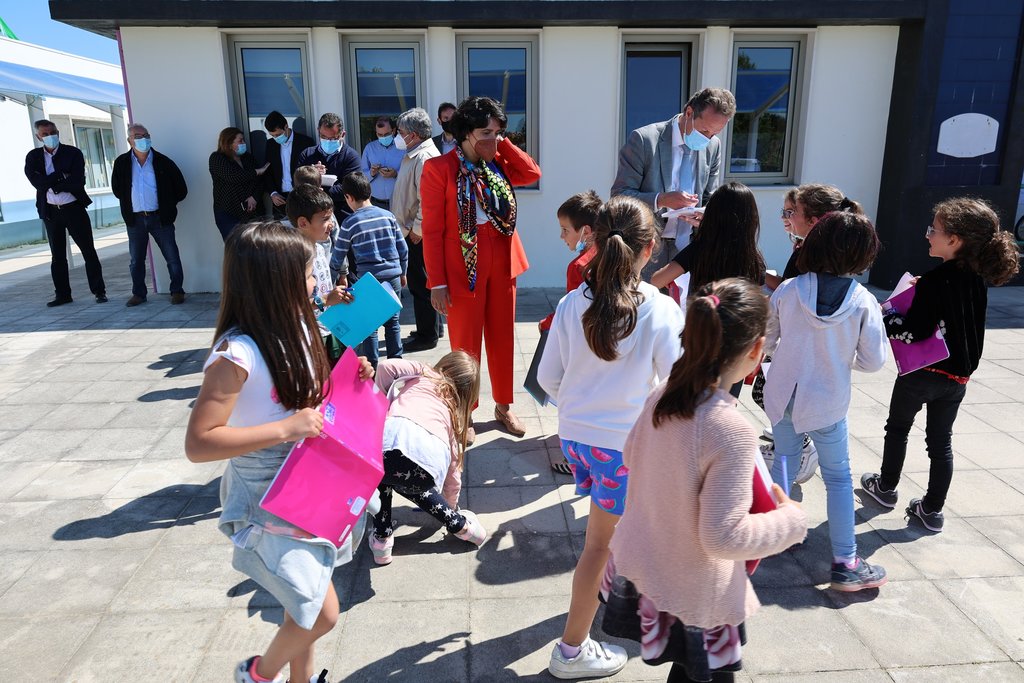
top-left (368, 351), bottom-right (484, 565)
top-left (607, 278), bottom-right (807, 683)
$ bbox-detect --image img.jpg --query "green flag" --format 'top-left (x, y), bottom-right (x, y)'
top-left (0, 17), bottom-right (18, 40)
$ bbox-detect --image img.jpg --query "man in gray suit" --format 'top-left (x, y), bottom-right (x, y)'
top-left (611, 87), bottom-right (736, 280)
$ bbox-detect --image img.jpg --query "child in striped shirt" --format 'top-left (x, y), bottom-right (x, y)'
top-left (332, 171), bottom-right (409, 368)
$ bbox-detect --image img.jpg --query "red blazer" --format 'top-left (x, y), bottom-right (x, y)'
top-left (421, 138), bottom-right (541, 298)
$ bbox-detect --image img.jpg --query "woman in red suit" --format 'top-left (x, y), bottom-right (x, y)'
top-left (421, 96), bottom-right (541, 439)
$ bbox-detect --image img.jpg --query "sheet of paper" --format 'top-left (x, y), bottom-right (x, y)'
top-left (660, 206), bottom-right (705, 219)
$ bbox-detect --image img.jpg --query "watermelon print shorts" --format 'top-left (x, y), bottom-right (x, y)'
top-left (560, 439), bottom-right (628, 516)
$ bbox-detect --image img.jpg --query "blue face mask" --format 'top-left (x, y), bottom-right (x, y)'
top-left (683, 115), bottom-right (712, 152)
top-left (134, 138), bottom-right (151, 153)
top-left (574, 239), bottom-right (587, 254)
top-left (236, 143), bottom-right (247, 155)
top-left (378, 135), bottom-right (394, 147)
top-left (320, 139), bottom-right (342, 154)
top-left (274, 132), bottom-right (289, 145)
top-left (42, 134), bottom-right (59, 148)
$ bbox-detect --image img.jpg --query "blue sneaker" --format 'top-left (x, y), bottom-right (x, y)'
top-left (906, 498), bottom-right (944, 532)
top-left (830, 557), bottom-right (888, 592)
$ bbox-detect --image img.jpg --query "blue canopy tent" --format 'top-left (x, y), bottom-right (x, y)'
top-left (0, 60), bottom-right (125, 107)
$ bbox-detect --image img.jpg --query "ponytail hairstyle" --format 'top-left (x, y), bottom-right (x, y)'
top-left (432, 351), bottom-right (481, 468)
top-left (687, 182), bottom-right (767, 291)
top-left (933, 197), bottom-right (1021, 286)
top-left (582, 196), bottom-right (658, 361)
top-left (795, 183), bottom-right (864, 222)
top-left (215, 221), bottom-right (331, 410)
top-left (796, 211), bottom-right (880, 275)
top-left (653, 278), bottom-right (768, 425)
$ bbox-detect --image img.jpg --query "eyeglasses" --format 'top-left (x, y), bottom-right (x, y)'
top-left (781, 209), bottom-right (796, 219)
top-left (925, 225), bottom-right (941, 237)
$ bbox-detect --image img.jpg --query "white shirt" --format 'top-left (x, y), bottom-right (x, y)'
top-left (204, 332), bottom-right (294, 428)
top-left (130, 152), bottom-right (159, 212)
top-left (279, 131), bottom-right (294, 193)
top-left (44, 146), bottom-right (77, 206)
top-left (538, 281), bottom-right (685, 450)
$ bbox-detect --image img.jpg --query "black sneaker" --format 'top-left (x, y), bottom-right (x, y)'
top-left (46, 296), bottom-right (73, 307)
top-left (830, 556), bottom-right (888, 592)
top-left (906, 498), bottom-right (944, 532)
top-left (404, 337), bottom-right (438, 352)
top-left (861, 473), bottom-right (898, 508)
top-left (95, 294), bottom-right (108, 303)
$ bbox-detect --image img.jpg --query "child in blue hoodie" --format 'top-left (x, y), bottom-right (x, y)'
top-left (764, 211), bottom-right (888, 592)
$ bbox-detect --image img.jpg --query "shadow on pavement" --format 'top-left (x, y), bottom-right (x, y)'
top-left (52, 483), bottom-right (220, 541)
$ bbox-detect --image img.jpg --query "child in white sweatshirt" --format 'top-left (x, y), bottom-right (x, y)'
top-left (538, 195), bottom-right (685, 680)
top-left (764, 211), bottom-right (888, 593)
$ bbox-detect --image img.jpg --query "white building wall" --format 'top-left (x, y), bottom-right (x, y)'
top-left (118, 24), bottom-right (898, 291)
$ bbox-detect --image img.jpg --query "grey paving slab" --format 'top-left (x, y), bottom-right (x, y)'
top-left (965, 515), bottom-right (1024, 565)
top-left (0, 614), bottom-right (102, 681)
top-left (0, 460), bottom-right (54, 499)
top-left (831, 580), bottom-right (1008, 668)
top-left (753, 671), bottom-right (893, 682)
top-left (936, 576), bottom-right (1024, 661)
top-left (0, 427), bottom-right (94, 462)
top-left (12, 459), bottom-right (135, 501)
top-left (904, 468), bottom-right (1024, 517)
top-left (0, 550), bottom-right (43, 598)
top-left (888, 662), bottom-right (1024, 682)
top-left (0, 547), bottom-right (144, 616)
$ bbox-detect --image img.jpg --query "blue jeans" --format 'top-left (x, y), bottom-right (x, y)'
top-left (772, 397), bottom-right (855, 561)
top-left (360, 276), bottom-right (403, 367)
top-left (127, 214), bottom-right (184, 298)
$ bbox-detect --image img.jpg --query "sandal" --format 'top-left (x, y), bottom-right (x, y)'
top-left (494, 405), bottom-right (526, 437)
top-left (552, 458), bottom-right (573, 476)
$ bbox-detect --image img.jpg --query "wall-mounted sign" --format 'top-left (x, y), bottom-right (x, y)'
top-left (937, 113), bottom-right (998, 158)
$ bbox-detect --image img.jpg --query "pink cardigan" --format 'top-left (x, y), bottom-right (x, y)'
top-left (610, 386), bottom-right (807, 628)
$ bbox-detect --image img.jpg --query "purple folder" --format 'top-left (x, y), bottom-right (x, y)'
top-left (883, 273), bottom-right (950, 376)
top-left (260, 348), bottom-right (387, 547)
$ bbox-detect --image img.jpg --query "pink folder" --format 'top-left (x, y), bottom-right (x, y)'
top-left (260, 348), bottom-right (388, 547)
top-left (747, 446), bottom-right (777, 575)
top-left (883, 273), bottom-right (950, 376)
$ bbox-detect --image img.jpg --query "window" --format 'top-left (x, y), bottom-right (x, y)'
top-left (728, 39), bottom-right (802, 183)
top-left (343, 39), bottom-right (424, 152)
top-left (229, 39), bottom-right (312, 164)
top-left (74, 124), bottom-right (116, 189)
top-left (457, 36), bottom-right (538, 160)
top-left (622, 43), bottom-right (691, 142)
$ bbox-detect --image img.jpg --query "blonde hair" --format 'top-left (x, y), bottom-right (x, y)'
top-left (431, 351), bottom-right (481, 467)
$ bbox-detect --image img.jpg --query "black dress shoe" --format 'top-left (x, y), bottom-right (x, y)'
top-left (404, 337), bottom-right (439, 352)
top-left (46, 296), bottom-right (73, 307)
top-left (95, 294), bottom-right (108, 303)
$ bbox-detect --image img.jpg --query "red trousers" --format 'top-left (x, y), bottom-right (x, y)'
top-left (446, 224), bottom-right (518, 404)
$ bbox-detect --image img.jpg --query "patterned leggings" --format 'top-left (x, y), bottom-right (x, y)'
top-left (373, 449), bottom-right (467, 539)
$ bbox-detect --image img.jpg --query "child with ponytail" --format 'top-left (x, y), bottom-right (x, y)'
top-left (763, 211), bottom-right (889, 592)
top-left (538, 195), bottom-right (685, 679)
top-left (862, 197), bottom-right (1020, 532)
top-left (607, 279), bottom-right (807, 683)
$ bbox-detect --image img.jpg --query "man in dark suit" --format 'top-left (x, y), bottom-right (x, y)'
top-left (430, 102), bottom-right (457, 156)
top-left (23, 119), bottom-right (107, 306)
top-left (611, 87), bottom-right (735, 280)
top-left (297, 112), bottom-right (362, 223)
top-left (263, 110), bottom-right (314, 219)
top-left (110, 123), bottom-right (189, 306)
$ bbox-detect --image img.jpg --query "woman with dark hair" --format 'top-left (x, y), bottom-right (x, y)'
top-left (420, 96), bottom-right (542, 439)
top-left (209, 127), bottom-right (269, 240)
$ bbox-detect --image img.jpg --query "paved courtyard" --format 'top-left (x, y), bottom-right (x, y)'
top-left (0, 235), bottom-right (1023, 682)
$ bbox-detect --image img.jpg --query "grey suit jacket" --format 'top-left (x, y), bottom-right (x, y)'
top-left (610, 116), bottom-right (722, 226)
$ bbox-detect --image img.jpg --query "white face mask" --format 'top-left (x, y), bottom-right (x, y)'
top-left (395, 133), bottom-right (408, 151)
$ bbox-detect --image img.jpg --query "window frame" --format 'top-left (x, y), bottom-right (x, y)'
top-left (227, 36), bottom-right (314, 164)
top-left (456, 34), bottom-right (540, 164)
top-left (72, 121), bottom-right (116, 191)
top-left (619, 38), bottom-right (695, 146)
top-left (341, 35), bottom-right (427, 153)
top-left (725, 36), bottom-right (805, 185)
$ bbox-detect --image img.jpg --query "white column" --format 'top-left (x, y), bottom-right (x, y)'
top-left (109, 105), bottom-right (130, 154)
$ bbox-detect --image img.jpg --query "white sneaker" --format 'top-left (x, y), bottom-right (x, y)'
top-left (368, 533), bottom-right (393, 565)
top-left (235, 657), bottom-right (282, 683)
top-left (761, 426), bottom-right (774, 442)
top-left (794, 438), bottom-right (819, 484)
top-left (547, 638), bottom-right (628, 680)
top-left (759, 442), bottom-right (775, 472)
top-left (454, 509), bottom-right (487, 546)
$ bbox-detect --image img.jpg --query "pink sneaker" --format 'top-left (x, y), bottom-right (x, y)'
top-left (368, 533), bottom-right (393, 565)
top-left (454, 510), bottom-right (487, 546)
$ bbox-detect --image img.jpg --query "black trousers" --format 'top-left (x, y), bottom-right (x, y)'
top-left (880, 370), bottom-right (967, 512)
top-left (406, 236), bottom-right (442, 341)
top-left (43, 201), bottom-right (105, 299)
top-left (667, 667), bottom-right (733, 683)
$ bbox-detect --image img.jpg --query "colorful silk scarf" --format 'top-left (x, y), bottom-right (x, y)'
top-left (454, 147), bottom-right (517, 291)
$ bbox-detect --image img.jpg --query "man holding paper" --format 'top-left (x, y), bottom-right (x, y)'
top-left (611, 88), bottom-right (735, 281)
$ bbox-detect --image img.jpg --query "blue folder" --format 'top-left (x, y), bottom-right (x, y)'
top-left (318, 273), bottom-right (401, 348)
